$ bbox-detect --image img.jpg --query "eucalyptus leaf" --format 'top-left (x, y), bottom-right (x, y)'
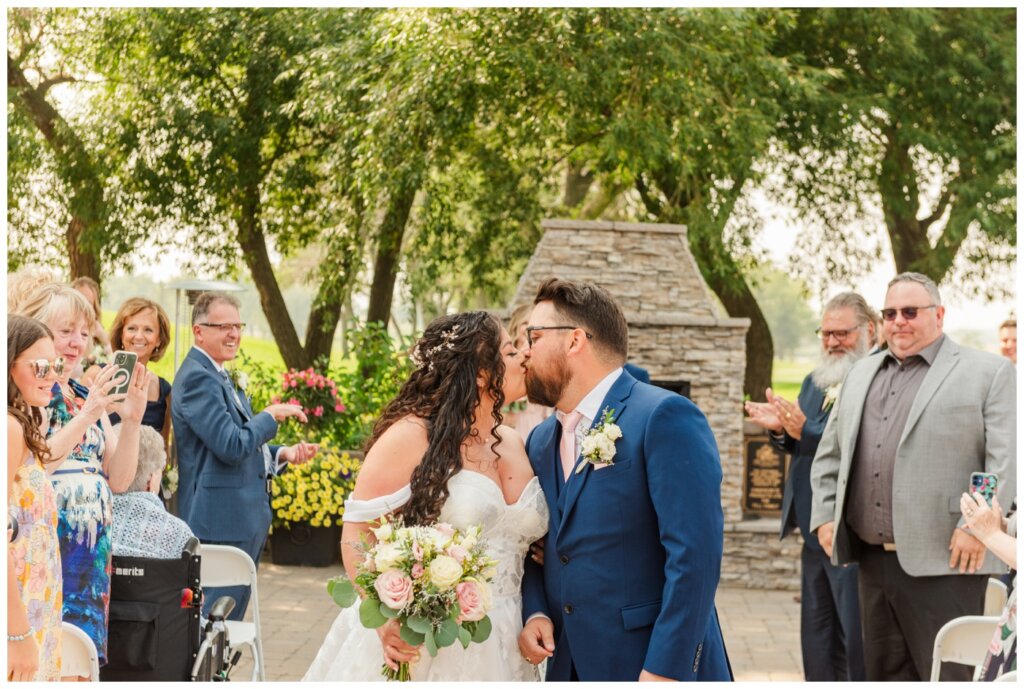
top-left (406, 616), bottom-right (432, 634)
top-left (458, 625), bottom-right (472, 649)
top-left (399, 624), bottom-right (425, 647)
top-left (359, 597), bottom-right (388, 628)
top-left (435, 618), bottom-right (459, 647)
top-left (424, 629), bottom-right (439, 657)
top-left (470, 615), bottom-right (492, 643)
top-left (379, 602), bottom-right (400, 619)
top-left (328, 577), bottom-right (357, 608)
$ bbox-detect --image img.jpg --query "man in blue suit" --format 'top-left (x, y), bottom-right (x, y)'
top-left (745, 292), bottom-right (873, 681)
top-left (517, 277), bottom-right (732, 681)
top-left (172, 292), bottom-right (316, 619)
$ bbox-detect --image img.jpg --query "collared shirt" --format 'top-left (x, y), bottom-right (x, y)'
top-left (555, 367), bottom-right (624, 462)
top-left (847, 334), bottom-right (946, 545)
top-left (111, 491), bottom-right (195, 559)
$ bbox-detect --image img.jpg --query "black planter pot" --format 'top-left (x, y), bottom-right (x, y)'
top-left (269, 523), bottom-right (341, 567)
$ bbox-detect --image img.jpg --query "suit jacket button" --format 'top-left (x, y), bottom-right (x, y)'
top-left (258, 472), bottom-right (266, 479)
top-left (559, 555), bottom-right (569, 565)
top-left (563, 604), bottom-right (573, 615)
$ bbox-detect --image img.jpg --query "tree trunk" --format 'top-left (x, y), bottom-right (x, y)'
top-left (9, 54), bottom-right (105, 281)
top-left (236, 191), bottom-right (311, 371)
top-left (365, 185), bottom-right (417, 326)
top-left (562, 161), bottom-right (594, 210)
top-left (65, 216), bottom-right (101, 284)
top-left (304, 282), bottom-right (344, 367)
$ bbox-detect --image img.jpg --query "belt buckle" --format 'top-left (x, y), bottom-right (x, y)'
top-left (82, 466), bottom-right (98, 475)
top-left (882, 542), bottom-right (897, 552)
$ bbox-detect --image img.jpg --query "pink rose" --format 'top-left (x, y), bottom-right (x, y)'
top-left (313, 406), bottom-right (323, 417)
top-left (411, 563), bottom-right (424, 579)
top-left (455, 581), bottom-right (487, 622)
top-left (335, 403), bottom-right (346, 413)
top-left (447, 545), bottom-right (468, 564)
top-left (374, 570), bottom-right (414, 610)
top-left (307, 378), bottom-right (315, 387)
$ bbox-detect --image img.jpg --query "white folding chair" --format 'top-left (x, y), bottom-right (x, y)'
top-left (929, 615), bottom-right (999, 681)
top-left (198, 544), bottom-right (265, 681)
top-left (994, 669), bottom-right (1017, 682)
top-left (985, 577), bottom-right (1009, 616)
top-left (60, 622), bottom-right (100, 681)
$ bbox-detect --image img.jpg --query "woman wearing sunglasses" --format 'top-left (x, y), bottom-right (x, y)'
top-left (7, 316), bottom-right (64, 681)
top-left (10, 281), bottom-right (150, 678)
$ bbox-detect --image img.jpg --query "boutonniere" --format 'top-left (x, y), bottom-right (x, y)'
top-left (227, 367), bottom-right (249, 392)
top-left (822, 383), bottom-right (842, 411)
top-left (575, 407), bottom-right (622, 474)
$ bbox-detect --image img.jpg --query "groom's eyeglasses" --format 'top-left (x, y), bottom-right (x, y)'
top-left (525, 326), bottom-right (593, 348)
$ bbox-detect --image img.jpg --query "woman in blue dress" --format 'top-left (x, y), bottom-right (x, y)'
top-left (11, 281), bottom-right (150, 675)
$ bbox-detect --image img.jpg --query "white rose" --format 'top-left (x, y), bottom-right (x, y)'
top-left (373, 522), bottom-right (393, 542)
top-left (373, 542), bottom-right (404, 572)
top-left (428, 555), bottom-right (463, 590)
top-left (603, 423), bottom-right (622, 441)
top-left (460, 525), bottom-right (480, 549)
top-left (580, 435), bottom-right (601, 458)
top-left (597, 435), bottom-right (616, 462)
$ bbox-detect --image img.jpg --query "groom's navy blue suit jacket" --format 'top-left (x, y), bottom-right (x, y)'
top-left (522, 371), bottom-right (732, 681)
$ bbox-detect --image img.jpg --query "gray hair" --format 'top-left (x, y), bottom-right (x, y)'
top-left (129, 425), bottom-right (167, 492)
top-left (191, 291), bottom-right (241, 325)
top-left (888, 272), bottom-right (942, 306)
top-left (823, 291), bottom-right (877, 327)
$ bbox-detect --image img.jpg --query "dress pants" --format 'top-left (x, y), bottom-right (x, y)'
top-left (857, 543), bottom-right (987, 681)
top-left (800, 544), bottom-right (866, 680)
top-left (201, 531), bottom-right (266, 622)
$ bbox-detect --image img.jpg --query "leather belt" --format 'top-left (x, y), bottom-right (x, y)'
top-left (882, 542), bottom-right (897, 552)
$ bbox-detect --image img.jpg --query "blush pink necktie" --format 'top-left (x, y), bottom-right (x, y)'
top-left (560, 411), bottom-right (584, 482)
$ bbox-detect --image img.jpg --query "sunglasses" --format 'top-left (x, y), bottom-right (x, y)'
top-left (14, 357), bottom-right (65, 378)
top-left (880, 305), bottom-right (938, 322)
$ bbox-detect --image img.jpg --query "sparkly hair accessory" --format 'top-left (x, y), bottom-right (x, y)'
top-left (410, 323), bottom-right (461, 372)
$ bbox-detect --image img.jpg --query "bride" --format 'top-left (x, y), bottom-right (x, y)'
top-left (303, 311), bottom-right (548, 681)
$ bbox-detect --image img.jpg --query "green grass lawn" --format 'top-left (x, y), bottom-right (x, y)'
top-left (769, 359), bottom-right (813, 401)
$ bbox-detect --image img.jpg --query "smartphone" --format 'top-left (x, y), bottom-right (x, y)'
top-left (109, 350), bottom-right (138, 396)
top-left (969, 472), bottom-right (998, 506)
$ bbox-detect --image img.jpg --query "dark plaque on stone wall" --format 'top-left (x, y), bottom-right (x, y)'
top-left (650, 379), bottom-right (690, 399)
top-left (742, 437), bottom-right (788, 515)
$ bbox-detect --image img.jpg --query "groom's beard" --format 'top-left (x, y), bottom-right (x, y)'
top-left (810, 335), bottom-right (869, 389)
top-left (525, 355), bottom-right (570, 408)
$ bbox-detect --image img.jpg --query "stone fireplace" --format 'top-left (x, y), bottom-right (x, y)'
top-left (509, 218), bottom-right (800, 589)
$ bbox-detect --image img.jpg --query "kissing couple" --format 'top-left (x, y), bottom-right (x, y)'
top-left (304, 277), bottom-right (732, 681)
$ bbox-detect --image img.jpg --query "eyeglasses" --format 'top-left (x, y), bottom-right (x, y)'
top-left (815, 328), bottom-right (856, 341)
top-left (13, 357), bottom-right (65, 378)
top-left (525, 325), bottom-right (593, 348)
top-left (197, 322), bottom-right (246, 333)
top-left (880, 305), bottom-right (937, 322)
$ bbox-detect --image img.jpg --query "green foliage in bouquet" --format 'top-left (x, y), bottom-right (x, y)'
top-left (270, 443), bottom-right (361, 529)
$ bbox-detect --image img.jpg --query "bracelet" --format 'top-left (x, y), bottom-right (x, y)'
top-left (7, 628), bottom-right (33, 642)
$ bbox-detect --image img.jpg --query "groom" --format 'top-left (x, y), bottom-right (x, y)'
top-left (518, 278), bottom-right (732, 681)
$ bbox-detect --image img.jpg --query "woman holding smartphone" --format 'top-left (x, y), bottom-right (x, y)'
top-left (7, 316), bottom-right (64, 681)
top-left (100, 298), bottom-right (174, 449)
top-left (10, 280), bottom-right (149, 676)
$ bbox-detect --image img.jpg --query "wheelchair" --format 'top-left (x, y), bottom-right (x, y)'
top-left (100, 537), bottom-right (241, 681)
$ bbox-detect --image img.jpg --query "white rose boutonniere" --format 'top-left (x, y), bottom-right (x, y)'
top-left (822, 383), bottom-right (842, 412)
top-left (227, 367), bottom-right (249, 392)
top-left (575, 407), bottom-right (621, 475)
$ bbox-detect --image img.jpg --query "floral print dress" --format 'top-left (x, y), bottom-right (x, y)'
top-left (9, 451), bottom-right (64, 680)
top-left (46, 379), bottom-right (114, 666)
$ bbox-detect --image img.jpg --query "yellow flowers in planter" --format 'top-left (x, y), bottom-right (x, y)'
top-left (271, 443), bottom-right (361, 529)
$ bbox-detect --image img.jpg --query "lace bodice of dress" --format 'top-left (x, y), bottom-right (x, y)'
top-left (438, 472), bottom-right (548, 598)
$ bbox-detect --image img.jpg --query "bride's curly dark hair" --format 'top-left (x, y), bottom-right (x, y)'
top-left (365, 311), bottom-right (506, 526)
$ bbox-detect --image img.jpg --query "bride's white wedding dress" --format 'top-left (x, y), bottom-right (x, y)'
top-left (303, 471), bottom-right (549, 682)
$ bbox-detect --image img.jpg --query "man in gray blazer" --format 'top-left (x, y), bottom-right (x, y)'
top-left (810, 272), bottom-right (1016, 681)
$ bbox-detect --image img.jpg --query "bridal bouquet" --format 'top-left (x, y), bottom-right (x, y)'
top-left (327, 516), bottom-right (497, 681)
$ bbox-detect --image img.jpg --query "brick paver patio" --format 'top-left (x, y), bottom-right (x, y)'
top-left (229, 561), bottom-right (803, 682)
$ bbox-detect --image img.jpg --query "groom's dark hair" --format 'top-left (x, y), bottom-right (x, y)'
top-left (534, 277), bottom-right (628, 362)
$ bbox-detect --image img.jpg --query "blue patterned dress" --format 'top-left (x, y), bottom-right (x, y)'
top-left (46, 379), bottom-right (113, 666)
